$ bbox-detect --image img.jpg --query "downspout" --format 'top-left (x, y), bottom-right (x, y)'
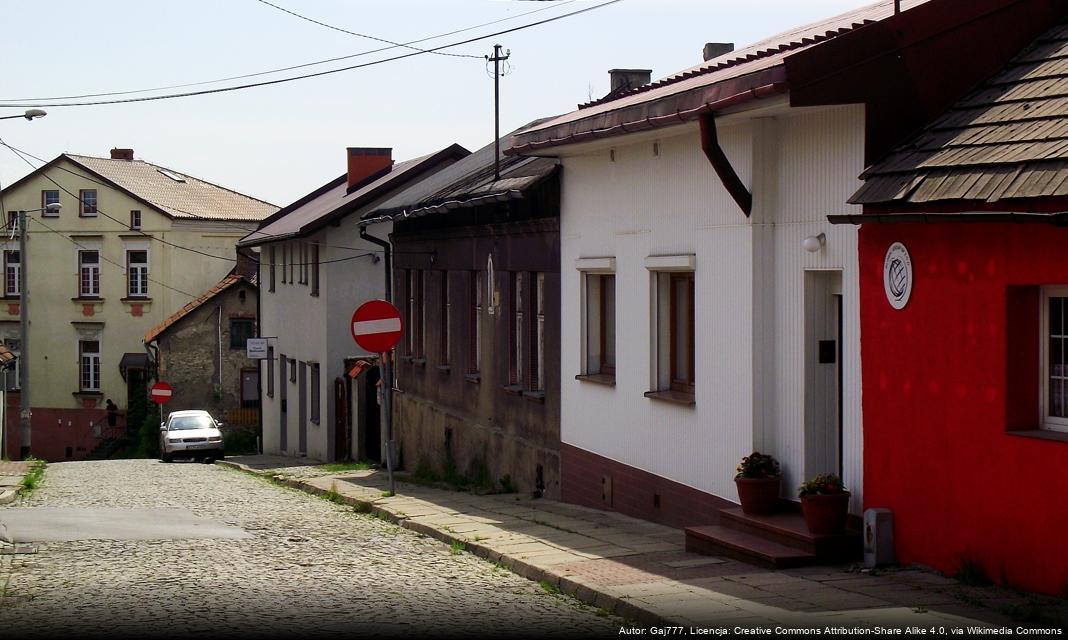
top-left (217, 304), bottom-right (223, 399)
top-left (359, 225), bottom-right (396, 495)
top-left (699, 112), bottom-right (753, 216)
top-left (255, 256), bottom-right (263, 453)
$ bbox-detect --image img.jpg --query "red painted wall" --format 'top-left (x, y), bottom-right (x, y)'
top-left (859, 222), bottom-right (1068, 596)
top-left (3, 404), bottom-right (105, 462)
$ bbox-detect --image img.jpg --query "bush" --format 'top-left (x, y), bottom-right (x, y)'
top-left (140, 405), bottom-right (161, 458)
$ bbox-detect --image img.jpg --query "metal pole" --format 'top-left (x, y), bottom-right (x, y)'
top-left (360, 227), bottom-right (395, 495)
top-left (18, 210), bottom-right (30, 459)
top-left (494, 44), bottom-right (501, 181)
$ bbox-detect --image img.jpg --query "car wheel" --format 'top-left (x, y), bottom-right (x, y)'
top-left (161, 452), bottom-right (172, 463)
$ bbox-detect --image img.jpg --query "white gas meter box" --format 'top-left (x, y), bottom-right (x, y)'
top-left (863, 508), bottom-right (895, 568)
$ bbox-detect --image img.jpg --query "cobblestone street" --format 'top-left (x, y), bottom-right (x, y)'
top-left (0, 460), bottom-right (620, 639)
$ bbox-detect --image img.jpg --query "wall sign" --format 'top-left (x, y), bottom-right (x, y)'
top-left (883, 242), bottom-right (913, 310)
top-left (246, 338), bottom-right (269, 359)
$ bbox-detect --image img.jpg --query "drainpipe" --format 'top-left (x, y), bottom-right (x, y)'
top-left (217, 304), bottom-right (223, 401)
top-left (359, 225), bottom-right (395, 496)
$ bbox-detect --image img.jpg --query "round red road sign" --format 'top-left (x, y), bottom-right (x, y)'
top-left (150, 381), bottom-right (173, 405)
top-left (351, 299), bottom-right (404, 353)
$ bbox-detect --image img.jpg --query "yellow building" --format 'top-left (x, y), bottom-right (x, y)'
top-left (0, 148), bottom-right (275, 460)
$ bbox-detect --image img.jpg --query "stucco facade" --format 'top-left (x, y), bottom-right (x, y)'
top-left (0, 153), bottom-right (274, 460)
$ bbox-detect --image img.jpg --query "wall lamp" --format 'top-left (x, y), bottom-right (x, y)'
top-left (802, 232), bottom-right (826, 253)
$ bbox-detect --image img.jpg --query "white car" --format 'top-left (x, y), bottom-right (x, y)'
top-left (159, 410), bottom-right (225, 463)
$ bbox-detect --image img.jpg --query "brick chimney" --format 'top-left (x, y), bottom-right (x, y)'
top-left (608, 69), bottom-right (652, 93)
top-left (347, 147), bottom-right (393, 192)
top-left (110, 148), bottom-right (134, 161)
top-left (703, 42), bottom-right (735, 62)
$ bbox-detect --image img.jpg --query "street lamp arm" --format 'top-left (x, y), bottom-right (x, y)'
top-left (0, 109), bottom-right (47, 121)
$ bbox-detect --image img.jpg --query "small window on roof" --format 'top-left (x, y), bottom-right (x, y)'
top-left (157, 168), bottom-right (186, 183)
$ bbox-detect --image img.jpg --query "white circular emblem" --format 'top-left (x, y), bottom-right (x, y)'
top-left (883, 242), bottom-right (912, 310)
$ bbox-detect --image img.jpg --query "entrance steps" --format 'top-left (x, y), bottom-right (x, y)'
top-left (685, 507), bottom-right (861, 569)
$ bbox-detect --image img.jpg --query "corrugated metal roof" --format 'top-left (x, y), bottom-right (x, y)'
top-left (239, 145), bottom-right (469, 246)
top-left (365, 121), bottom-right (559, 222)
top-left (851, 21), bottom-right (1068, 206)
top-left (510, 0), bottom-right (929, 153)
top-left (66, 154), bottom-right (277, 222)
top-left (144, 274), bottom-right (252, 343)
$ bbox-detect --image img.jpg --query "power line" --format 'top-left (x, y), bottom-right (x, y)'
top-left (0, 0), bottom-right (623, 109)
top-left (254, 0), bottom-right (481, 59)
top-left (29, 215), bottom-right (199, 299)
top-left (0, 0), bottom-right (578, 104)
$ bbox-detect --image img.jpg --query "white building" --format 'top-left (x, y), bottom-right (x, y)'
top-left (507, 3), bottom-right (931, 531)
top-left (240, 145), bottom-right (467, 462)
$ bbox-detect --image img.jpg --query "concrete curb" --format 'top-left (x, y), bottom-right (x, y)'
top-left (0, 488), bottom-right (16, 505)
top-left (217, 459), bottom-right (667, 626)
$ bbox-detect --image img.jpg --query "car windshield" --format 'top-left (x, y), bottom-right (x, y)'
top-left (168, 415), bottom-right (215, 431)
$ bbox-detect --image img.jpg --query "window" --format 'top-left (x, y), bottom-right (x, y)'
top-left (510, 272), bottom-right (524, 386)
top-left (5, 338), bottom-right (20, 390)
top-left (406, 270), bottom-right (424, 359)
top-left (310, 242), bottom-right (319, 296)
top-left (79, 340), bottom-right (101, 391)
top-left (266, 346), bottom-right (275, 398)
top-left (281, 244), bottom-right (287, 284)
top-left (468, 271), bottom-right (482, 375)
top-left (530, 272), bottom-right (545, 392)
top-left (310, 363), bottom-right (320, 423)
top-left (439, 271), bottom-right (450, 366)
top-left (288, 243), bottom-right (294, 284)
top-left (1042, 287), bottom-right (1068, 432)
top-left (669, 273), bottom-right (696, 393)
top-left (289, 357), bottom-right (296, 383)
top-left (6, 211), bottom-right (16, 232)
top-left (126, 250), bottom-right (149, 297)
top-left (129, 210), bottom-right (141, 230)
top-left (300, 242), bottom-right (307, 285)
top-left (647, 266), bottom-right (696, 404)
top-left (42, 190), bottom-right (60, 216)
top-left (4, 250), bottom-right (20, 297)
top-left (230, 318), bottom-right (255, 350)
top-left (79, 189), bottom-right (97, 216)
top-left (268, 245), bottom-right (276, 292)
top-left (79, 250), bottom-right (101, 297)
top-left (584, 273), bottom-right (616, 378)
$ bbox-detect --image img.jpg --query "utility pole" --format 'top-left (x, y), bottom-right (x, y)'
top-left (486, 44), bottom-right (510, 181)
top-left (18, 209), bottom-right (30, 459)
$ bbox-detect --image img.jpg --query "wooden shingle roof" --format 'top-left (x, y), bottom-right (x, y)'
top-left (851, 22), bottom-right (1068, 207)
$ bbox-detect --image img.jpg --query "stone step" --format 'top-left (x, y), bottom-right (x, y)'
top-left (684, 524), bottom-right (817, 569)
top-left (718, 507), bottom-right (860, 559)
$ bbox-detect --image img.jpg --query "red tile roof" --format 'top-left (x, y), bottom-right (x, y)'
top-left (144, 274), bottom-right (253, 343)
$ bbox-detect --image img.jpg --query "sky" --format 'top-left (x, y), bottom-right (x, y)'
top-left (0, 0), bottom-right (863, 208)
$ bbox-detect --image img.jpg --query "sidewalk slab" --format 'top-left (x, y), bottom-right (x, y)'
top-left (219, 456), bottom-right (1060, 629)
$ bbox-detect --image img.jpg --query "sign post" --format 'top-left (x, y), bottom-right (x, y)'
top-left (351, 300), bottom-right (404, 496)
top-left (150, 381), bottom-right (173, 405)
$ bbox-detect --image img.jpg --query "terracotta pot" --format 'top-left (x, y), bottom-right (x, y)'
top-left (801, 492), bottom-right (851, 534)
top-left (735, 476), bottom-right (781, 515)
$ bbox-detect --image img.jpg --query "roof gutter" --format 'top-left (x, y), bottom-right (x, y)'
top-left (828, 211), bottom-right (1068, 225)
top-left (360, 189), bottom-right (526, 227)
top-left (509, 81), bottom-right (788, 155)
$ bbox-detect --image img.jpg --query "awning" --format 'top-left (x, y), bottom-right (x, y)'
top-left (119, 353), bottom-right (149, 370)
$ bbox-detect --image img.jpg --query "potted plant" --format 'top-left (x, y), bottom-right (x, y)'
top-left (734, 452), bottom-right (782, 515)
top-left (798, 474), bottom-right (850, 534)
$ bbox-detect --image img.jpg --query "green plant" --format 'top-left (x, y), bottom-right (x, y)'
top-left (317, 461), bottom-right (374, 473)
top-left (18, 457), bottom-right (45, 496)
top-left (735, 451), bottom-right (781, 479)
top-left (798, 473), bottom-right (846, 497)
top-left (538, 580), bottom-right (561, 595)
top-left (323, 482), bottom-right (346, 505)
top-left (449, 540), bottom-right (464, 555)
top-left (352, 502), bottom-right (372, 514)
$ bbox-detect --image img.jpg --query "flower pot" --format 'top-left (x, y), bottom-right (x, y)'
top-left (735, 476), bottom-right (781, 515)
top-left (801, 492), bottom-right (851, 534)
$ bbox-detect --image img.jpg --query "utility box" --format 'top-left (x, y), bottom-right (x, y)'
top-left (863, 508), bottom-right (895, 568)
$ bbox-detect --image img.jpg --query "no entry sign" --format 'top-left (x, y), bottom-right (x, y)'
top-left (150, 381), bottom-right (173, 405)
top-left (351, 299), bottom-right (403, 353)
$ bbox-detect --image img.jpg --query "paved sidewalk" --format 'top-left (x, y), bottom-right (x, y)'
top-left (0, 460), bottom-right (32, 505)
top-left (222, 455), bottom-right (1067, 630)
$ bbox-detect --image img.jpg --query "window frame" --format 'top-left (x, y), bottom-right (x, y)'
top-left (79, 189), bottom-right (98, 217)
top-left (510, 272), bottom-right (524, 386)
top-left (79, 250), bottom-right (101, 298)
top-left (310, 242), bottom-right (320, 296)
top-left (79, 339), bottom-right (101, 392)
top-left (229, 318), bottom-right (255, 350)
top-left (468, 270), bottom-right (482, 375)
top-left (129, 209), bottom-right (142, 230)
top-left (439, 270), bottom-right (450, 367)
top-left (1040, 285), bottom-right (1068, 432)
top-left (5, 338), bottom-right (21, 390)
top-left (126, 249), bottom-right (149, 298)
top-left (281, 244), bottom-right (287, 284)
top-left (4, 250), bottom-right (20, 298)
top-left (668, 272), bottom-right (696, 395)
top-left (41, 190), bottom-right (60, 217)
top-left (268, 245), bottom-right (276, 292)
top-left (530, 272), bottom-right (545, 392)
